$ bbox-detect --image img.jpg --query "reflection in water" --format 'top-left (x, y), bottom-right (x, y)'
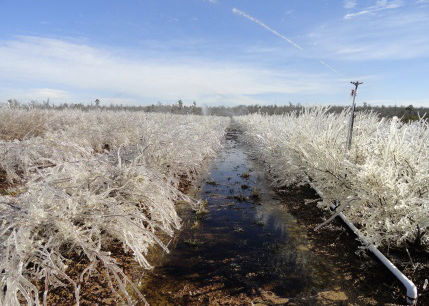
top-left (138, 126), bottom-right (340, 305)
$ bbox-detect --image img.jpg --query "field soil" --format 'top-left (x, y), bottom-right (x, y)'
top-left (274, 185), bottom-right (429, 305)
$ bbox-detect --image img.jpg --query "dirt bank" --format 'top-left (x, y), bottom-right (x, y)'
top-left (275, 184), bottom-right (428, 305)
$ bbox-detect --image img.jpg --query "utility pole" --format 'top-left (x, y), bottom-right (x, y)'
top-left (346, 81), bottom-right (363, 151)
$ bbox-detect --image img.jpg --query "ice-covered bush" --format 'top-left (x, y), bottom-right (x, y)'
top-left (1, 155), bottom-right (179, 305)
top-left (0, 110), bottom-right (227, 184)
top-left (0, 109), bottom-right (230, 305)
top-left (236, 107), bottom-right (429, 249)
top-left (0, 108), bottom-right (52, 141)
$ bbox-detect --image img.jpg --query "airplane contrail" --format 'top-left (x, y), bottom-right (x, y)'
top-left (319, 60), bottom-right (342, 75)
top-left (232, 8), bottom-right (303, 51)
top-left (233, 7), bottom-right (347, 78)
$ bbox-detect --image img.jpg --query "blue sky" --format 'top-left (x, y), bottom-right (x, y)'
top-left (1, 0), bottom-right (428, 107)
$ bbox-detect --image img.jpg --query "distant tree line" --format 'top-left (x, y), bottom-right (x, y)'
top-left (3, 99), bottom-right (202, 115)
top-left (3, 98), bottom-right (428, 122)
top-left (198, 103), bottom-right (429, 122)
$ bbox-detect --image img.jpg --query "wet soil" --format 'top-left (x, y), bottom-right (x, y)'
top-left (138, 128), bottom-right (373, 305)
top-left (277, 185), bottom-right (429, 306)
top-left (274, 185), bottom-right (405, 306)
top-left (0, 170), bottom-right (9, 195)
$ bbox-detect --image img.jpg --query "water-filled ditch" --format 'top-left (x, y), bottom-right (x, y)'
top-left (139, 126), bottom-right (351, 305)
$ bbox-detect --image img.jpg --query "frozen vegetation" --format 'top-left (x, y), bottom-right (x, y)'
top-left (0, 107), bottom-right (230, 305)
top-left (236, 107), bottom-right (429, 251)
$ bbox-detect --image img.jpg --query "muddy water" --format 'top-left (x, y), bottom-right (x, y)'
top-left (139, 127), bottom-right (347, 305)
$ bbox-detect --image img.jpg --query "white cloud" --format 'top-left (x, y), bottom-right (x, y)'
top-left (308, 9), bottom-right (429, 60)
top-left (0, 88), bottom-right (70, 102)
top-left (33, 88), bottom-right (70, 100)
top-left (416, 0), bottom-right (429, 6)
top-left (0, 36), bottom-right (341, 105)
top-left (344, 0), bottom-right (403, 19)
top-left (343, 0), bottom-right (357, 9)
